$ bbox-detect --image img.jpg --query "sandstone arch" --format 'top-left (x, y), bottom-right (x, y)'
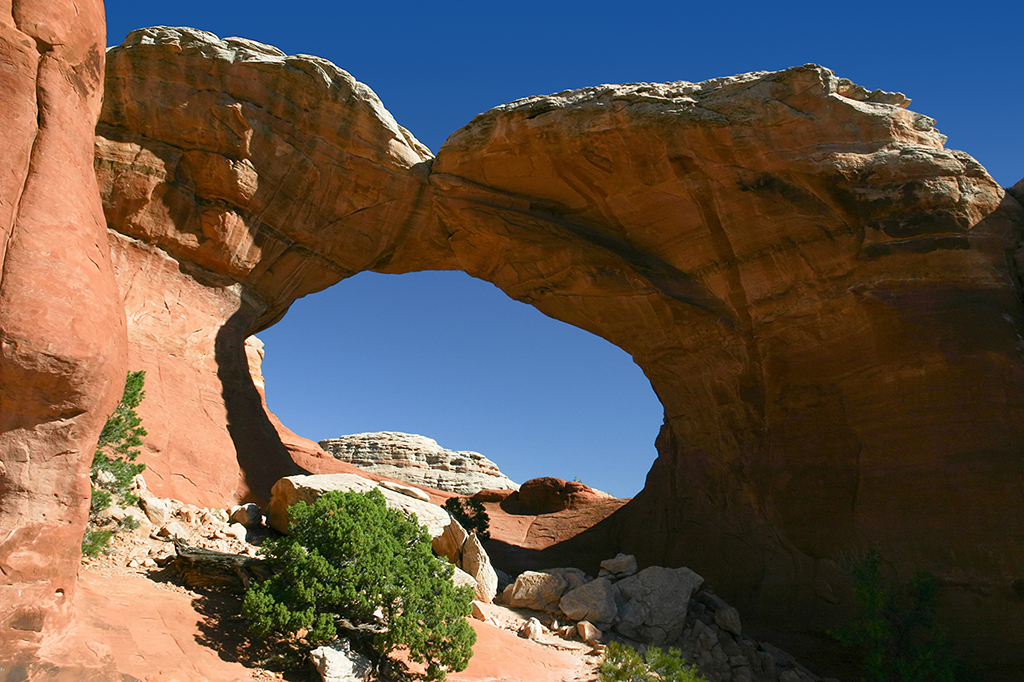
top-left (10, 23), bottom-right (1021, 676)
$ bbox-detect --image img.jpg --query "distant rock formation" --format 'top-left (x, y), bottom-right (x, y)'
top-left (319, 432), bottom-right (518, 495)
top-left (500, 477), bottom-right (613, 515)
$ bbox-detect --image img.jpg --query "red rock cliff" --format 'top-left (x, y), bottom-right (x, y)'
top-left (0, 0), bottom-right (127, 667)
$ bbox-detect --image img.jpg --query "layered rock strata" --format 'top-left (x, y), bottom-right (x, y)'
top-left (0, 1), bottom-right (127, 666)
top-left (320, 431), bottom-right (518, 494)
top-left (90, 27), bottom-right (1024, 677)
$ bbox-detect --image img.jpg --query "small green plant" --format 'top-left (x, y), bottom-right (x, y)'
top-left (81, 528), bottom-right (115, 557)
top-left (243, 489), bottom-right (476, 681)
top-left (831, 547), bottom-right (976, 682)
top-left (599, 641), bottom-right (708, 682)
top-left (443, 496), bottom-right (490, 540)
top-left (82, 370), bottom-right (148, 556)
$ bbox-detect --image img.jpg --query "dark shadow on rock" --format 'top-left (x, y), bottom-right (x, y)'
top-left (216, 304), bottom-right (307, 506)
top-left (191, 588), bottom-right (318, 681)
top-left (485, 505), bottom-right (630, 578)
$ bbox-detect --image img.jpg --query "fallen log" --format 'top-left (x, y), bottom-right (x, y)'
top-left (170, 538), bottom-right (271, 590)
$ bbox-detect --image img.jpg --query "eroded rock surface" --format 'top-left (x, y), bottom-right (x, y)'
top-left (430, 69), bottom-right (1024, 675)
top-left (95, 27), bottom-right (436, 505)
top-left (320, 431), bottom-right (518, 494)
top-left (90, 27), bottom-right (1024, 677)
top-left (0, 0), bottom-right (127, 666)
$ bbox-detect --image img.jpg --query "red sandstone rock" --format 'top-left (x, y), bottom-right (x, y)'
top-left (0, 0), bottom-right (126, 667)
top-left (93, 28), bottom-right (1024, 677)
top-left (431, 71), bottom-right (1024, 676)
top-left (503, 477), bottom-right (611, 515)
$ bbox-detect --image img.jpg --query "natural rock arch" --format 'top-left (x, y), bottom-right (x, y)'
top-left (5, 23), bottom-right (1024, 676)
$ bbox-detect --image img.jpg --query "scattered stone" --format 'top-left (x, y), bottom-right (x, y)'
top-left (178, 505), bottom-right (202, 524)
top-left (432, 516), bottom-right (468, 565)
top-left (599, 553), bottom-right (638, 579)
top-left (156, 521), bottom-right (188, 540)
top-left (577, 620), bottom-right (602, 644)
top-left (470, 601), bottom-right (489, 622)
top-left (519, 617), bottom-right (544, 640)
top-left (229, 503), bottom-right (262, 526)
top-left (310, 638), bottom-right (371, 682)
top-left (140, 496), bottom-right (171, 525)
top-left (715, 606), bottom-right (742, 637)
top-left (559, 577), bottom-right (619, 626)
top-left (543, 567), bottom-right (588, 592)
top-left (224, 523), bottom-right (247, 542)
top-left (452, 566), bottom-right (478, 594)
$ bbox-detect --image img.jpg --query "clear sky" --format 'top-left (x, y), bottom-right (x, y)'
top-left (103, 1), bottom-right (1022, 497)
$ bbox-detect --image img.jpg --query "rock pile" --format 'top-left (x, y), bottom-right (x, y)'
top-left (498, 554), bottom-right (836, 682)
top-left (319, 432), bottom-right (518, 495)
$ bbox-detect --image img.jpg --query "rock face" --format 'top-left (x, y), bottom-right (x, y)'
top-left (430, 71), bottom-right (1024, 675)
top-left (0, 0), bottom-right (128, 667)
top-left (95, 26), bottom-right (435, 506)
top-left (84, 27), bottom-right (1024, 677)
top-left (320, 432), bottom-right (517, 494)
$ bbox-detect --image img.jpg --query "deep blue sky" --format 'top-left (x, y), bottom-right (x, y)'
top-left (104, 1), bottom-right (1021, 497)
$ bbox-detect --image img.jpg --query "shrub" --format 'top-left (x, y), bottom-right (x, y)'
top-left (599, 641), bottom-right (707, 682)
top-left (443, 496), bottom-right (490, 540)
top-left (831, 547), bottom-right (977, 682)
top-left (82, 370), bottom-right (148, 556)
top-left (243, 489), bottom-right (476, 681)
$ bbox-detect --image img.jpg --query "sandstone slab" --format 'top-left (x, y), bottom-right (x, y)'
top-left (559, 577), bottom-right (619, 626)
top-left (506, 571), bottom-right (570, 612)
top-left (462, 533), bottom-right (498, 603)
top-left (267, 473), bottom-right (450, 537)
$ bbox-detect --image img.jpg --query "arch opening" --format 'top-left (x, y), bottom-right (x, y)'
top-left (258, 270), bottom-right (664, 498)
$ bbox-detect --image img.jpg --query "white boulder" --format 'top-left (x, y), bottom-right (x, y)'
top-left (267, 473), bottom-right (450, 537)
top-left (310, 638), bottom-right (371, 682)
